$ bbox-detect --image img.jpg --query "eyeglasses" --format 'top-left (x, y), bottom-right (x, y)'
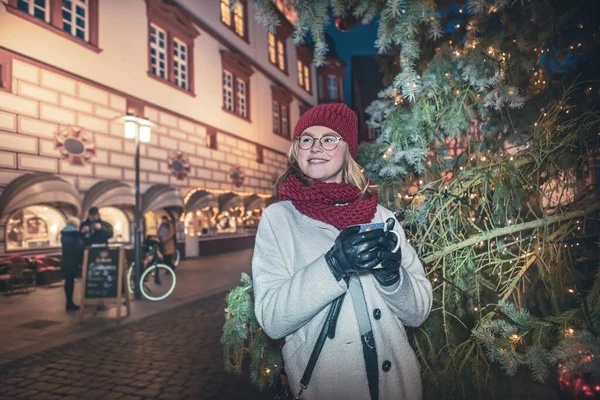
top-left (297, 134), bottom-right (342, 151)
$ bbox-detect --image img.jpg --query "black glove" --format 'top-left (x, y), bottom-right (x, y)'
top-left (373, 218), bottom-right (403, 287)
top-left (325, 225), bottom-right (384, 282)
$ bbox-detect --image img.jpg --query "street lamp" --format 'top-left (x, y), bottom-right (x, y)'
top-left (116, 114), bottom-right (156, 300)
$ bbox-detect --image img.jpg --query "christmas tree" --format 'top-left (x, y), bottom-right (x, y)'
top-left (222, 1), bottom-right (600, 398)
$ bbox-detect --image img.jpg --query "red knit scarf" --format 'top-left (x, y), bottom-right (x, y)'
top-left (277, 175), bottom-right (378, 230)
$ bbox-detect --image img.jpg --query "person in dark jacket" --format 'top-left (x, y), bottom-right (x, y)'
top-left (80, 207), bottom-right (114, 247)
top-left (61, 217), bottom-right (84, 311)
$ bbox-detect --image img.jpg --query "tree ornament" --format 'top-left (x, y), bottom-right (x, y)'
top-left (334, 15), bottom-right (357, 32)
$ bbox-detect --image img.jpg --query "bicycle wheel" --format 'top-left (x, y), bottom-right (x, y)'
top-left (174, 248), bottom-right (180, 267)
top-left (139, 263), bottom-right (176, 301)
top-left (127, 263), bottom-right (135, 294)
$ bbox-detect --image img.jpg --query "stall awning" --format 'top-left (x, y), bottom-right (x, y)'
top-left (185, 190), bottom-right (218, 213)
top-left (81, 180), bottom-right (134, 217)
top-left (0, 173), bottom-right (81, 222)
top-left (218, 192), bottom-right (244, 212)
top-left (142, 185), bottom-right (184, 214)
top-left (243, 194), bottom-right (266, 211)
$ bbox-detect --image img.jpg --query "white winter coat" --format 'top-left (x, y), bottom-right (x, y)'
top-left (252, 201), bottom-right (433, 400)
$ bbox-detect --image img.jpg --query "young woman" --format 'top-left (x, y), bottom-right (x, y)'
top-left (252, 103), bottom-right (432, 400)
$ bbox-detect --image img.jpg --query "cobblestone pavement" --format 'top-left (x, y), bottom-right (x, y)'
top-left (0, 293), bottom-right (276, 400)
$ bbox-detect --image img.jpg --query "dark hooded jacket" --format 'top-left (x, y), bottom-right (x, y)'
top-left (80, 218), bottom-right (113, 247)
top-left (60, 225), bottom-right (84, 274)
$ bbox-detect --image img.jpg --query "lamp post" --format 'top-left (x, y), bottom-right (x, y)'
top-left (117, 114), bottom-right (155, 300)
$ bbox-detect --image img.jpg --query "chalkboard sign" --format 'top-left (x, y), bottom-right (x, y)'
top-left (84, 247), bottom-right (119, 298)
top-left (79, 246), bottom-right (131, 323)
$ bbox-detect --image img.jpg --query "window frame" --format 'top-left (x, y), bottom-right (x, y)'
top-left (268, 32), bottom-right (288, 73)
top-left (5, 205), bottom-right (67, 252)
top-left (220, 0), bottom-right (248, 42)
top-left (221, 50), bottom-right (254, 122)
top-left (327, 75), bottom-right (339, 101)
top-left (317, 56), bottom-right (346, 103)
top-left (5, 0), bottom-right (100, 52)
top-left (271, 85), bottom-right (292, 139)
top-left (266, 13), bottom-right (292, 74)
top-left (146, 0), bottom-right (199, 96)
top-left (296, 44), bottom-right (313, 93)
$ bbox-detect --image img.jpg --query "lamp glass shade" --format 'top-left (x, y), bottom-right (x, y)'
top-left (124, 120), bottom-right (137, 139)
top-left (139, 125), bottom-right (151, 143)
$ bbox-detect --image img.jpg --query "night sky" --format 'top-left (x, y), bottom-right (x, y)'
top-left (325, 17), bottom-right (379, 108)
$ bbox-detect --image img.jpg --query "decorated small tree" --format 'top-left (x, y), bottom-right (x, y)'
top-left (222, 1), bottom-right (600, 398)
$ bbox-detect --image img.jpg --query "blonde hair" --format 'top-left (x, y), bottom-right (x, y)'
top-left (274, 139), bottom-right (378, 198)
top-left (67, 216), bottom-right (80, 228)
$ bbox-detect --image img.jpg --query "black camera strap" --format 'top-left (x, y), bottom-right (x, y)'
top-left (296, 293), bottom-right (345, 400)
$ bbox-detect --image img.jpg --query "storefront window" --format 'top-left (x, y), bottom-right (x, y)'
top-left (241, 208), bottom-right (263, 231)
top-left (216, 207), bottom-right (242, 234)
top-left (6, 206), bottom-right (66, 250)
top-left (185, 207), bottom-right (217, 236)
top-left (144, 210), bottom-right (173, 237)
top-left (144, 211), bottom-right (159, 236)
top-left (98, 207), bottom-right (130, 243)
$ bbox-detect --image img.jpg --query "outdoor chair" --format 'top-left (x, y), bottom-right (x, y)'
top-left (1, 262), bottom-right (35, 295)
top-left (33, 255), bottom-right (63, 286)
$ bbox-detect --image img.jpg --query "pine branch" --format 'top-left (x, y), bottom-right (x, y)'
top-left (423, 202), bottom-right (600, 265)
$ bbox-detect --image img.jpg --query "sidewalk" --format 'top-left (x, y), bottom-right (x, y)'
top-left (0, 249), bottom-right (254, 365)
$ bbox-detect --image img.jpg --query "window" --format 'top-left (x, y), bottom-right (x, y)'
top-left (237, 79), bottom-right (247, 118)
top-left (17, 0), bottom-right (49, 22)
top-left (327, 75), bottom-right (338, 101)
top-left (7, 0), bottom-right (99, 51)
top-left (98, 207), bottom-right (130, 243)
top-left (62, 0), bottom-right (88, 41)
top-left (271, 85), bottom-right (292, 139)
top-left (268, 32), bottom-right (287, 72)
top-left (222, 71), bottom-right (248, 118)
top-left (318, 57), bottom-right (345, 103)
top-left (272, 101), bottom-right (280, 135)
top-left (207, 129), bottom-right (218, 150)
top-left (297, 60), bottom-right (311, 92)
top-left (256, 144), bottom-right (264, 164)
top-left (223, 70), bottom-right (234, 112)
top-left (147, 0), bottom-right (199, 94)
top-left (296, 45), bottom-right (313, 93)
top-left (221, 50), bottom-right (254, 121)
top-left (6, 206), bottom-right (66, 250)
top-left (173, 38), bottom-right (188, 90)
top-left (150, 24), bottom-right (168, 79)
top-left (220, 0), bottom-right (247, 40)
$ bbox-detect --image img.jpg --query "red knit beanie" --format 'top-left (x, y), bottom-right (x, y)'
top-left (293, 103), bottom-right (358, 158)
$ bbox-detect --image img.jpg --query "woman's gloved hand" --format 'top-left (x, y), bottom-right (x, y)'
top-left (325, 225), bottom-right (384, 282)
top-left (373, 218), bottom-right (403, 287)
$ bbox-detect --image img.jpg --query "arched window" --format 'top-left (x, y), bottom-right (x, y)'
top-left (6, 206), bottom-right (66, 250)
top-left (98, 207), bottom-right (130, 243)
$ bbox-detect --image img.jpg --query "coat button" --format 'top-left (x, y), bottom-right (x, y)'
top-left (382, 360), bottom-right (392, 372)
top-left (373, 308), bottom-right (381, 320)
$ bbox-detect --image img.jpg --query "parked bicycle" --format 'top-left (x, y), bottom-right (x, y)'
top-left (127, 237), bottom-right (176, 301)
